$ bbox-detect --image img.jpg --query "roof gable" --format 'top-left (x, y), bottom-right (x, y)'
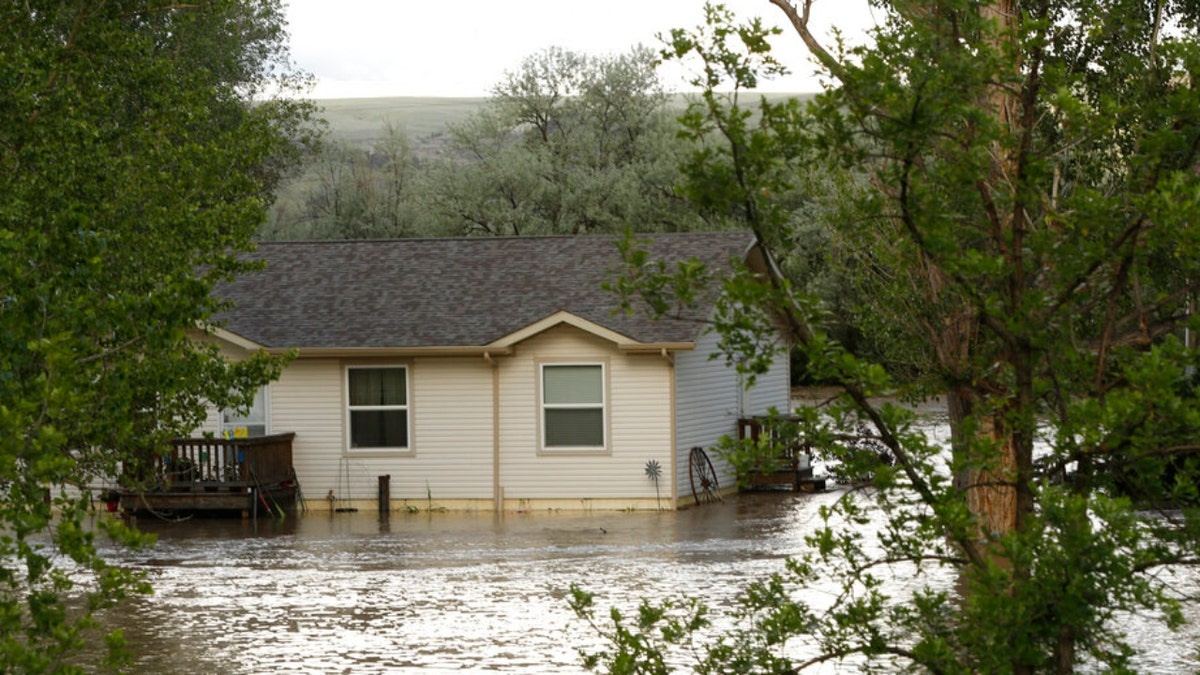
top-left (213, 231), bottom-right (758, 351)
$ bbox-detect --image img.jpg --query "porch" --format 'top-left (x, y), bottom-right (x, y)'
top-left (117, 432), bottom-right (297, 515)
top-left (737, 417), bottom-right (826, 492)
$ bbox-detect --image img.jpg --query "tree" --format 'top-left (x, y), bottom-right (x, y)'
top-left (267, 46), bottom-right (715, 242)
top-left (424, 46), bottom-right (706, 236)
top-left (268, 122), bottom-right (425, 240)
top-left (0, 2), bottom-right (311, 670)
top-left (579, 1), bottom-right (1200, 672)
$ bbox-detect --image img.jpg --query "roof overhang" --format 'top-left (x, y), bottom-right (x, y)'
top-left (487, 310), bottom-right (695, 354)
top-left (197, 312), bottom-right (696, 359)
top-left (195, 325), bottom-right (267, 352)
top-left (274, 346), bottom-right (517, 358)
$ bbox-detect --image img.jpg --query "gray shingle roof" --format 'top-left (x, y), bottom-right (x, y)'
top-left (214, 231), bottom-right (757, 350)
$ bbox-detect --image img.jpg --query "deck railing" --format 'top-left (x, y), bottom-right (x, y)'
top-left (163, 433), bottom-right (295, 487)
top-left (737, 416), bottom-right (809, 464)
top-left (737, 416), bottom-right (814, 490)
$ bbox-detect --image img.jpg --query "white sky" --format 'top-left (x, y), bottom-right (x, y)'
top-left (284, 0), bottom-right (878, 99)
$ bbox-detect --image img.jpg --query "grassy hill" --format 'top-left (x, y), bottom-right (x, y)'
top-left (313, 96), bottom-right (489, 149)
top-left (310, 93), bottom-right (818, 149)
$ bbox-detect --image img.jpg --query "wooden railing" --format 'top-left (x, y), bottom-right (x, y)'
top-left (737, 416), bottom-right (814, 490)
top-left (737, 417), bottom-right (809, 464)
top-left (162, 433), bottom-right (295, 487)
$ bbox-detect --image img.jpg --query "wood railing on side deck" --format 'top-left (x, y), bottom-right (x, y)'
top-left (164, 433), bottom-right (295, 487)
top-left (737, 417), bottom-right (814, 491)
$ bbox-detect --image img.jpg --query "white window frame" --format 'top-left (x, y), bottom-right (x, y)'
top-left (539, 362), bottom-right (608, 453)
top-left (345, 365), bottom-right (411, 455)
top-left (220, 385), bottom-right (269, 439)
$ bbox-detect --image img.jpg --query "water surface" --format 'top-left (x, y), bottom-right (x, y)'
top-left (96, 488), bottom-right (1199, 673)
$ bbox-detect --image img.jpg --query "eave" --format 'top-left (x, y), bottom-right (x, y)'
top-left (200, 311), bottom-right (697, 359)
top-left (486, 310), bottom-right (696, 354)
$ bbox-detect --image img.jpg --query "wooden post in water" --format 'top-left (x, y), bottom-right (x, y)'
top-left (378, 474), bottom-right (391, 518)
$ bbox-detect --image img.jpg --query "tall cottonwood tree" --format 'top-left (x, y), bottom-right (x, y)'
top-left (577, 1), bottom-right (1200, 672)
top-left (0, 2), bottom-right (311, 670)
top-left (425, 46), bottom-right (705, 236)
top-left (279, 122), bottom-right (423, 240)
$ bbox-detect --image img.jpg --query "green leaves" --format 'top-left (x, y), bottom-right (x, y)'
top-left (577, 0), bottom-right (1200, 672)
top-left (570, 584), bottom-right (709, 675)
top-left (0, 1), bottom-right (312, 669)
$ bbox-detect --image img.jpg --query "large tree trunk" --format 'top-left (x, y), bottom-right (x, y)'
top-left (962, 413), bottom-right (1020, 538)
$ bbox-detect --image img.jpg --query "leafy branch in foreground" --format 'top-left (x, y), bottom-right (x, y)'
top-left (576, 0), bottom-right (1200, 671)
top-left (1, 1), bottom-right (314, 669)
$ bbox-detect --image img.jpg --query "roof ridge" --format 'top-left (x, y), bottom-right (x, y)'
top-left (251, 230), bottom-right (751, 246)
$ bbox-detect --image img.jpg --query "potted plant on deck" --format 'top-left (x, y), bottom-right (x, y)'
top-left (98, 489), bottom-right (121, 513)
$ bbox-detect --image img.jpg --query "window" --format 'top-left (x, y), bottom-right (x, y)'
top-left (542, 364), bottom-right (605, 449)
top-left (347, 366), bottom-right (409, 451)
top-left (221, 387), bottom-right (268, 439)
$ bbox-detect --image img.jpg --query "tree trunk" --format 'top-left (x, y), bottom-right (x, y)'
top-left (963, 415), bottom-right (1019, 538)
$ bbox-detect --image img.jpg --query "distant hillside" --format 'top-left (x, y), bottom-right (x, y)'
top-left (268, 93), bottom-right (819, 239)
top-left (310, 93), bottom-right (818, 151)
top-left (313, 97), bottom-right (487, 153)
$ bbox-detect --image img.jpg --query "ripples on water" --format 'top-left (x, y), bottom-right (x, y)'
top-left (94, 488), bottom-right (1198, 673)
top-left (97, 496), bottom-right (809, 674)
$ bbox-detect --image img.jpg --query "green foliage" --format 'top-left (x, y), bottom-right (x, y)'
top-left (425, 45), bottom-right (704, 236)
top-left (268, 46), bottom-right (710, 240)
top-left (577, 1), bottom-right (1200, 672)
top-left (0, 1), bottom-right (311, 669)
top-left (663, 3), bottom-right (810, 238)
top-left (569, 585), bottom-right (711, 675)
top-left (266, 121), bottom-right (425, 240)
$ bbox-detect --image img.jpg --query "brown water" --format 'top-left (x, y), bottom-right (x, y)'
top-left (92, 488), bottom-right (1199, 674)
top-left (96, 493), bottom-right (817, 673)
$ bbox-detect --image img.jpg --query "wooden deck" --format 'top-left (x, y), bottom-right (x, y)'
top-left (117, 433), bottom-right (296, 515)
top-left (738, 417), bottom-right (826, 492)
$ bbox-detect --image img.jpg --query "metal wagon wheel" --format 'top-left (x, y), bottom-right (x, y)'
top-left (688, 446), bottom-right (722, 504)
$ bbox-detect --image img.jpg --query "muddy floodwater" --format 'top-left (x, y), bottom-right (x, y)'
top-left (99, 494), bottom-right (815, 674)
top-left (95, 489), bottom-right (1199, 674)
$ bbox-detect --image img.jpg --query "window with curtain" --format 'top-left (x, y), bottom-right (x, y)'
top-left (347, 366), bottom-right (409, 450)
top-left (542, 364), bottom-right (605, 449)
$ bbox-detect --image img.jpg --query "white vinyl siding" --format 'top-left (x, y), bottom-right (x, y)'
top-left (498, 325), bottom-right (673, 501)
top-left (269, 358), bottom-right (344, 500)
top-left (673, 326), bottom-right (743, 500)
top-left (673, 323), bottom-right (790, 502)
top-left (279, 357), bottom-right (495, 504)
top-left (744, 339), bottom-right (791, 418)
top-left (202, 318), bottom-right (788, 511)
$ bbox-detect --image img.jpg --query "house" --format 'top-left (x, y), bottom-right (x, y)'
top-left (193, 231), bottom-right (792, 512)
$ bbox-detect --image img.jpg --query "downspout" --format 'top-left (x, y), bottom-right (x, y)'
top-left (485, 351), bottom-right (502, 512)
top-left (662, 348), bottom-right (678, 509)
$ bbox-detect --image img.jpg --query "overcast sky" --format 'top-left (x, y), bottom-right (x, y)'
top-left (284, 1), bottom-right (878, 99)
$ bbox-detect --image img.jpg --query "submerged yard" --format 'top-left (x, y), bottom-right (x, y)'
top-left (91, 486), bottom-right (1200, 674)
top-left (98, 496), bottom-right (804, 673)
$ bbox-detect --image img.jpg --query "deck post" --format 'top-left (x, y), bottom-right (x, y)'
top-left (378, 474), bottom-right (391, 516)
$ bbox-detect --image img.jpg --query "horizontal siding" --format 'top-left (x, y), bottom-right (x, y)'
top-left (673, 326), bottom-right (789, 501)
top-left (194, 326), bottom-right (684, 508)
top-left (196, 404), bottom-right (221, 437)
top-left (270, 359), bottom-right (344, 501)
top-left (674, 327), bottom-right (742, 498)
top-left (275, 357), bottom-right (495, 504)
top-left (497, 325), bottom-right (674, 502)
top-left (746, 335), bottom-right (791, 417)
top-left (188, 336), bottom-right (253, 437)
top-left (404, 357), bottom-right (494, 498)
